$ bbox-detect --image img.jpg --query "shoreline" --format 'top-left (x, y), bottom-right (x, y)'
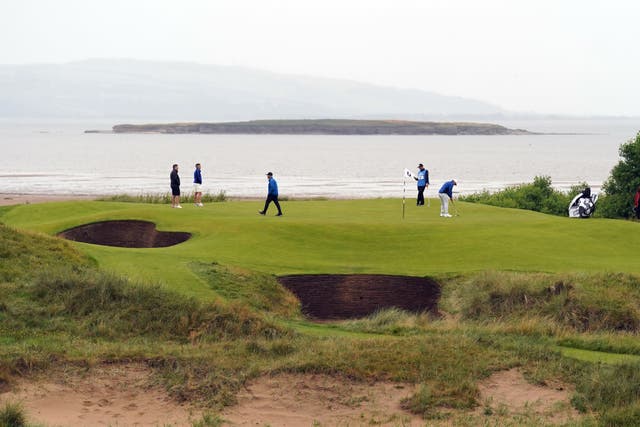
top-left (0, 192), bottom-right (441, 207)
top-left (0, 193), bottom-right (98, 206)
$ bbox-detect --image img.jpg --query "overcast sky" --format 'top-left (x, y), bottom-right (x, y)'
top-left (2, 0), bottom-right (639, 116)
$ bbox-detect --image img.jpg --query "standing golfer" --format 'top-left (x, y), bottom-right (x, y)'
top-left (438, 179), bottom-right (457, 217)
top-left (193, 163), bottom-right (203, 207)
top-left (170, 164), bottom-right (182, 208)
top-left (258, 172), bottom-right (283, 216)
top-left (414, 163), bottom-right (430, 206)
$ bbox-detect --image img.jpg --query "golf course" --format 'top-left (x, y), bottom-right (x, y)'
top-left (2, 198), bottom-right (640, 426)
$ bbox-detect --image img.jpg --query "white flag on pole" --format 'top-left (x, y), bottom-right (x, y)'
top-left (403, 168), bottom-right (415, 179)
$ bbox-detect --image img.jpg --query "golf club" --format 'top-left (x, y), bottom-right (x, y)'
top-left (451, 203), bottom-right (460, 216)
top-left (451, 199), bottom-right (460, 216)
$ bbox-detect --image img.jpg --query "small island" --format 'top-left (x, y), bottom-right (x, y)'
top-left (109, 119), bottom-right (533, 135)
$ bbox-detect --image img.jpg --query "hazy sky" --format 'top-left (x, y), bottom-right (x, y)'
top-left (2, 0), bottom-right (639, 116)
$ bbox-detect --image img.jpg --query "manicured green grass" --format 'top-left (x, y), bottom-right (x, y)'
top-left (558, 346), bottom-right (640, 364)
top-left (2, 199), bottom-right (639, 300)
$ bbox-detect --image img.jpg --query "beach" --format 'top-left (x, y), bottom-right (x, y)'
top-left (0, 193), bottom-right (96, 206)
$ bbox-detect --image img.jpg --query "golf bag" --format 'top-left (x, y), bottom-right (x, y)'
top-left (568, 188), bottom-right (598, 218)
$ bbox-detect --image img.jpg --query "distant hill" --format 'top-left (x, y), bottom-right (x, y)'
top-left (110, 119), bottom-right (531, 135)
top-left (0, 59), bottom-right (504, 120)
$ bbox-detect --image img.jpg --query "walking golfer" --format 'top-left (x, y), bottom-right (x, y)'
top-left (193, 163), bottom-right (203, 207)
top-left (170, 164), bottom-right (182, 208)
top-left (258, 172), bottom-right (283, 216)
top-left (414, 163), bottom-right (430, 206)
top-left (438, 179), bottom-right (457, 217)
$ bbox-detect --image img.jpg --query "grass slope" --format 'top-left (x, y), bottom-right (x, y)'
top-left (2, 199), bottom-right (639, 300)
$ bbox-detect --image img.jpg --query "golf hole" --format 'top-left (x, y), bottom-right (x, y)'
top-left (278, 274), bottom-right (441, 320)
top-left (58, 220), bottom-right (191, 248)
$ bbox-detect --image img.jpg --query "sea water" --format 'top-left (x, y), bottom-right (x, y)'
top-left (0, 119), bottom-right (638, 198)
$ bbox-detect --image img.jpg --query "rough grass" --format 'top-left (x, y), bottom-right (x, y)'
top-left (446, 271), bottom-right (640, 333)
top-left (0, 223), bottom-right (91, 282)
top-left (189, 262), bottom-right (300, 317)
top-left (0, 402), bottom-right (27, 427)
top-left (572, 363), bottom-right (640, 425)
top-left (29, 268), bottom-right (287, 342)
top-left (97, 191), bottom-right (227, 204)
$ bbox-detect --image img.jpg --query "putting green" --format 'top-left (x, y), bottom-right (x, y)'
top-left (2, 199), bottom-right (639, 299)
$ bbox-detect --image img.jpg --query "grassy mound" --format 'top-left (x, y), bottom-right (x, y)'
top-left (0, 223), bottom-right (91, 282)
top-left (448, 271), bottom-right (640, 332)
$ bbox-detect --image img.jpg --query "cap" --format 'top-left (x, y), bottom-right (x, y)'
top-left (452, 179), bottom-right (458, 184)
top-left (418, 163), bottom-right (424, 167)
top-left (266, 172), bottom-right (273, 176)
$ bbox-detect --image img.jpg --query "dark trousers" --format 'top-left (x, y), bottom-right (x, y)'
top-left (263, 194), bottom-right (282, 214)
top-left (417, 186), bottom-right (426, 205)
top-left (635, 206), bottom-right (640, 219)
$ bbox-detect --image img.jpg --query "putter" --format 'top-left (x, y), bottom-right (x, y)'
top-left (452, 201), bottom-right (460, 216)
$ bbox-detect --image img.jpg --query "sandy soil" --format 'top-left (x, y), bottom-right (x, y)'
top-left (477, 368), bottom-right (580, 423)
top-left (0, 193), bottom-right (96, 206)
top-left (0, 365), bottom-right (582, 427)
top-left (221, 373), bottom-right (422, 426)
top-left (0, 363), bottom-right (200, 427)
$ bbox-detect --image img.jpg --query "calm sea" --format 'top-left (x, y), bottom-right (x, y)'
top-left (1, 119), bottom-right (638, 198)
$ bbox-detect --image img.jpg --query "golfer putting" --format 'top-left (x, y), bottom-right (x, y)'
top-left (438, 179), bottom-right (457, 217)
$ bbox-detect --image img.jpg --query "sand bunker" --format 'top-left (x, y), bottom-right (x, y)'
top-left (222, 373), bottom-right (422, 426)
top-left (278, 274), bottom-right (440, 319)
top-left (0, 363), bottom-right (200, 426)
top-left (58, 220), bottom-right (191, 248)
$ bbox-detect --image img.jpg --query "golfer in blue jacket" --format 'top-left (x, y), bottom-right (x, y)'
top-left (438, 179), bottom-right (457, 217)
top-left (258, 172), bottom-right (283, 216)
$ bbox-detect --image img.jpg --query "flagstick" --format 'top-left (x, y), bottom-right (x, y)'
top-left (402, 177), bottom-right (406, 220)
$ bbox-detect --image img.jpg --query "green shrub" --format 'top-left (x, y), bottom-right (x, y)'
top-left (460, 175), bottom-right (584, 216)
top-left (600, 132), bottom-right (640, 218)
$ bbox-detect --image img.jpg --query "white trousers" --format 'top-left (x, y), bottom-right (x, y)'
top-left (439, 193), bottom-right (450, 215)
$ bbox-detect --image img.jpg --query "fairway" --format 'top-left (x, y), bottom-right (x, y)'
top-left (2, 199), bottom-right (639, 299)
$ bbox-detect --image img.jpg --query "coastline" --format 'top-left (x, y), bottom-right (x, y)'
top-left (0, 193), bottom-right (97, 206)
top-left (0, 193), bottom-right (438, 207)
